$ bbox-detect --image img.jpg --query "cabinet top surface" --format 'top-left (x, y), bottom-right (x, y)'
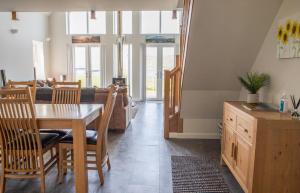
top-left (225, 101), bottom-right (300, 122)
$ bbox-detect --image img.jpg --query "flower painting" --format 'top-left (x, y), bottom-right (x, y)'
top-left (277, 15), bottom-right (300, 59)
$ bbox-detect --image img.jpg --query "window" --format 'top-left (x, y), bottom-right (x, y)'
top-left (161, 11), bottom-right (180, 34)
top-left (88, 11), bottom-right (106, 34)
top-left (122, 11), bottom-right (133, 34)
top-left (72, 45), bottom-right (104, 88)
top-left (113, 11), bottom-right (133, 34)
top-left (141, 11), bottom-right (181, 34)
top-left (141, 11), bottom-right (160, 34)
top-left (66, 11), bottom-right (106, 35)
top-left (32, 41), bottom-right (46, 80)
top-left (68, 12), bottom-right (87, 34)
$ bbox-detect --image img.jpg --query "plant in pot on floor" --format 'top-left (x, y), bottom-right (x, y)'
top-left (238, 72), bottom-right (270, 104)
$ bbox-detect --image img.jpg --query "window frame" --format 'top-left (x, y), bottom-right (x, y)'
top-left (140, 11), bottom-right (181, 35)
top-left (66, 11), bottom-right (107, 35)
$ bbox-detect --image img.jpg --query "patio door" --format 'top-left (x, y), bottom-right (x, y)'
top-left (145, 45), bottom-right (176, 100)
top-left (71, 44), bottom-right (104, 88)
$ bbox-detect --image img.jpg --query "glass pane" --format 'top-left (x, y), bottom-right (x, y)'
top-left (88, 11), bottom-right (106, 34)
top-left (91, 71), bottom-right (101, 87)
top-left (90, 47), bottom-right (101, 70)
top-left (146, 47), bottom-right (158, 98)
top-left (113, 44), bottom-right (118, 77)
top-left (75, 69), bottom-right (87, 87)
top-left (161, 11), bottom-right (180, 34)
top-left (122, 11), bottom-right (132, 34)
top-left (141, 11), bottom-right (160, 34)
top-left (69, 12), bottom-right (87, 34)
top-left (74, 47), bottom-right (86, 69)
top-left (113, 11), bottom-right (118, 35)
top-left (162, 47), bottom-right (175, 97)
top-left (163, 47), bottom-right (175, 70)
top-left (123, 44), bottom-right (132, 95)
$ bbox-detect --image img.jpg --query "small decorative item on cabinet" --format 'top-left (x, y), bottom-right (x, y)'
top-left (290, 95), bottom-right (300, 119)
top-left (238, 72), bottom-right (270, 104)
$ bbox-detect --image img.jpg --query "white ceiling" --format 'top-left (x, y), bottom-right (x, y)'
top-left (0, 0), bottom-right (178, 11)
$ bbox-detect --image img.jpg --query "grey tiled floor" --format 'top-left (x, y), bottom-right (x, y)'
top-left (4, 101), bottom-right (243, 193)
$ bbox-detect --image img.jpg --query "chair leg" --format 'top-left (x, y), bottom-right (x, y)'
top-left (0, 175), bottom-right (6, 193)
top-left (58, 145), bottom-right (64, 184)
top-left (70, 150), bottom-right (74, 171)
top-left (96, 163), bottom-right (104, 185)
top-left (40, 173), bottom-right (46, 193)
top-left (107, 156), bottom-right (111, 171)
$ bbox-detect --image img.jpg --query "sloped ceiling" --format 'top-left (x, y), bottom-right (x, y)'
top-left (0, 0), bottom-right (178, 11)
top-left (182, 0), bottom-right (283, 91)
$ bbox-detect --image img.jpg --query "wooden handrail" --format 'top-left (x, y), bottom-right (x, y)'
top-left (164, 0), bottom-right (194, 138)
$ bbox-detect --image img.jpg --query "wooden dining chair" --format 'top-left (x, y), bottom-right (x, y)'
top-left (7, 80), bottom-right (37, 103)
top-left (41, 81), bottom-right (81, 167)
top-left (51, 81), bottom-right (81, 104)
top-left (0, 88), bottom-right (61, 193)
top-left (58, 85), bottom-right (117, 185)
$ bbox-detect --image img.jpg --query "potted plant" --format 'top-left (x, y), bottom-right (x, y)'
top-left (238, 72), bottom-right (270, 103)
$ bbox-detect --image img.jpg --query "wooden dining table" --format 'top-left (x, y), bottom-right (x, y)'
top-left (35, 103), bottom-right (103, 193)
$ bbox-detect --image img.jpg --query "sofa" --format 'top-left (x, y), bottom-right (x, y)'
top-left (35, 87), bottom-right (131, 131)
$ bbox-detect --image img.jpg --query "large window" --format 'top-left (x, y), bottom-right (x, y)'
top-left (141, 11), bottom-right (181, 34)
top-left (113, 11), bottom-right (133, 34)
top-left (141, 11), bottom-right (160, 34)
top-left (66, 11), bottom-right (106, 35)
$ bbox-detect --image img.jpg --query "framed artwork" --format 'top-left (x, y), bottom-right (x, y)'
top-left (277, 14), bottom-right (300, 59)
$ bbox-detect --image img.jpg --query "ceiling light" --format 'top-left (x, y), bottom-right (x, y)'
top-left (172, 10), bottom-right (177, 20)
top-left (91, 10), bottom-right (96, 20)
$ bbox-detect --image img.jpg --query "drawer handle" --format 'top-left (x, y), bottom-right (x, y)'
top-left (244, 129), bottom-right (248, 133)
top-left (230, 118), bottom-right (233, 121)
top-left (231, 143), bottom-right (234, 157)
top-left (234, 145), bottom-right (238, 161)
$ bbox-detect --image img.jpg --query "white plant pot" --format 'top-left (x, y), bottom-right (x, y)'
top-left (247, 94), bottom-right (259, 104)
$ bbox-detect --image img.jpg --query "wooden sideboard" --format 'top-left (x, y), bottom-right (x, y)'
top-left (221, 101), bottom-right (300, 193)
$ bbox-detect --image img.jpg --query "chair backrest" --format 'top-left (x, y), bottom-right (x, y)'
top-left (52, 81), bottom-right (81, 104)
top-left (96, 85), bottom-right (117, 161)
top-left (0, 88), bottom-right (44, 173)
top-left (7, 80), bottom-right (37, 103)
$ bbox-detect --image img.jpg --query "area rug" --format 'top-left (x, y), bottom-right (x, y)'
top-left (171, 156), bottom-right (230, 193)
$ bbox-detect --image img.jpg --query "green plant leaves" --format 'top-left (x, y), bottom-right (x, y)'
top-left (238, 72), bottom-right (270, 94)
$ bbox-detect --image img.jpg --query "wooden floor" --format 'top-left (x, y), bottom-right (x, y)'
top-left (4, 101), bottom-right (243, 193)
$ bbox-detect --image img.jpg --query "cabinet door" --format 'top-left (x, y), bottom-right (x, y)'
top-left (223, 125), bottom-right (235, 165)
top-left (235, 135), bottom-right (251, 187)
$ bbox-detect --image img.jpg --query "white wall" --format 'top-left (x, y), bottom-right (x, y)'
top-left (176, 0), bottom-right (283, 139)
top-left (240, 0), bottom-right (300, 108)
top-left (48, 11), bottom-right (180, 101)
top-left (0, 12), bottom-right (49, 81)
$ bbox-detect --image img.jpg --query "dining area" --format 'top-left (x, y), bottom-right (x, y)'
top-left (0, 80), bottom-right (117, 193)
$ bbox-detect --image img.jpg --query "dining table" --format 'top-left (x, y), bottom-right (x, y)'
top-left (35, 103), bottom-right (103, 193)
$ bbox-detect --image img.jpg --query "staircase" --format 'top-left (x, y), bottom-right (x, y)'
top-left (164, 0), bottom-right (193, 138)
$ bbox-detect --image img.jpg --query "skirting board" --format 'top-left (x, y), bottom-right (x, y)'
top-left (169, 132), bottom-right (220, 139)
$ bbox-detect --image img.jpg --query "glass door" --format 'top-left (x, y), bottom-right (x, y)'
top-left (145, 45), bottom-right (176, 100)
top-left (72, 44), bottom-right (103, 88)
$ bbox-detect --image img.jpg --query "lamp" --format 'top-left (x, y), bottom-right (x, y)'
top-left (91, 10), bottom-right (96, 20)
top-left (10, 11), bottom-right (19, 34)
top-left (172, 10), bottom-right (177, 19)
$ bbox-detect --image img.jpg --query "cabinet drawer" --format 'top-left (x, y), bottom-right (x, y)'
top-left (237, 116), bottom-right (254, 143)
top-left (224, 109), bottom-right (236, 128)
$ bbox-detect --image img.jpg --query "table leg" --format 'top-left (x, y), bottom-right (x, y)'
top-left (72, 120), bottom-right (88, 193)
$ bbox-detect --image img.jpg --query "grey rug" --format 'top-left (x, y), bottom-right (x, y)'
top-left (171, 156), bottom-right (230, 193)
